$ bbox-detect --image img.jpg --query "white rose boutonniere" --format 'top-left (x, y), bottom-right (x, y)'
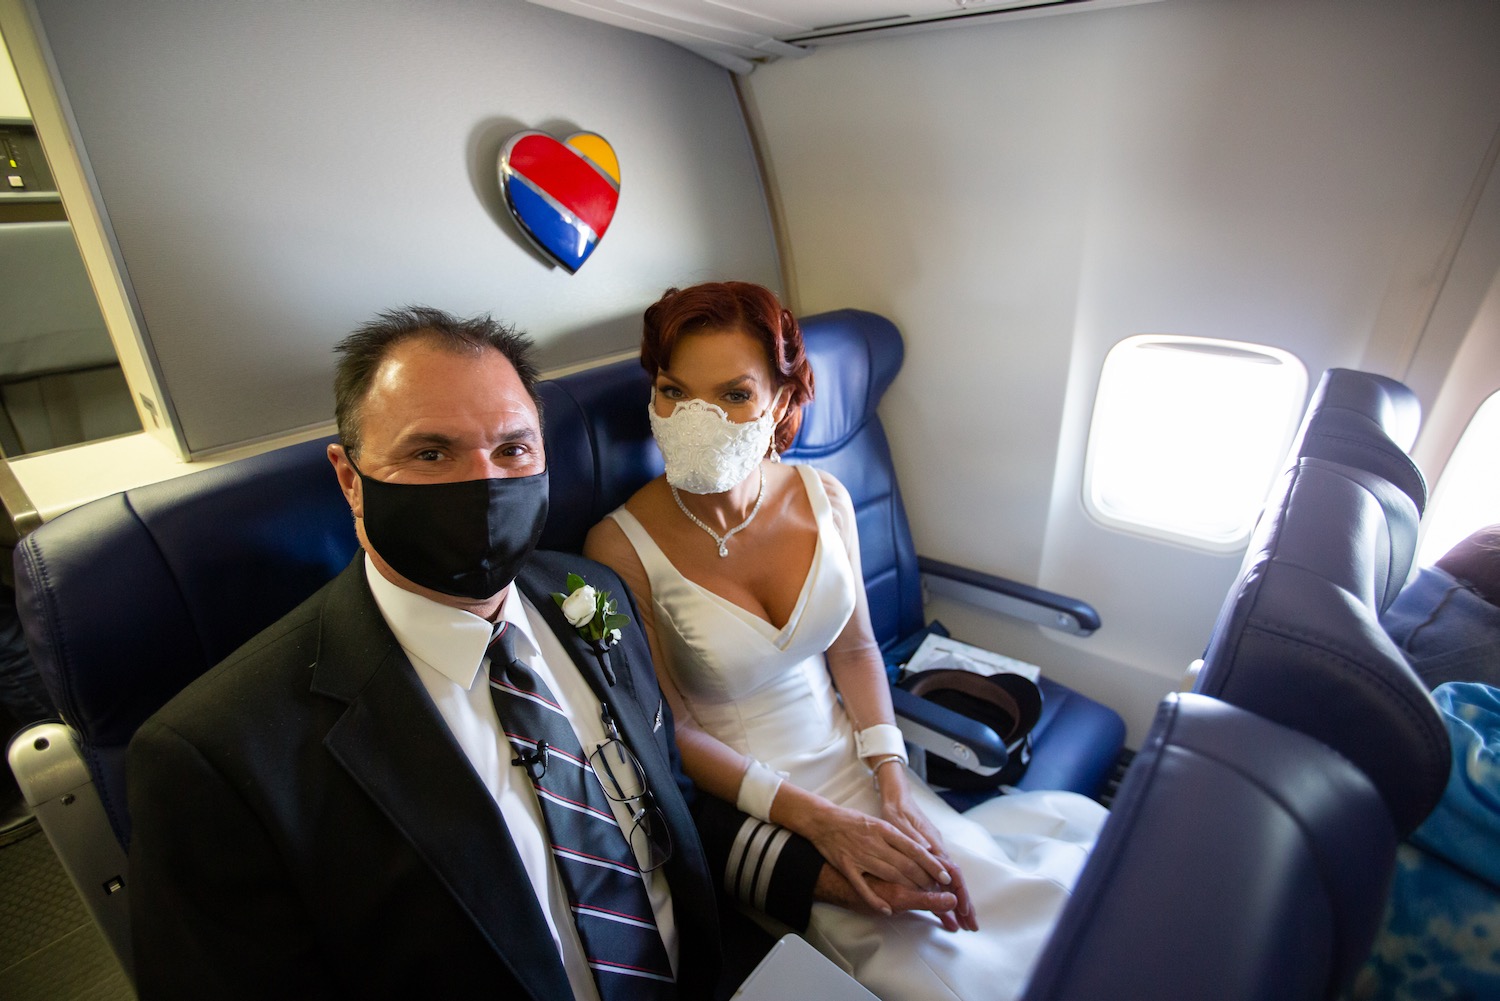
top-left (560, 584), bottom-right (598, 628)
top-left (552, 571), bottom-right (630, 646)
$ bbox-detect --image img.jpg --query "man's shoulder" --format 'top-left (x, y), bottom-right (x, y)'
top-left (524, 549), bottom-right (625, 589)
top-left (142, 562), bottom-right (357, 732)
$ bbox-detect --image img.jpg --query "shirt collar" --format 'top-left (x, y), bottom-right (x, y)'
top-left (364, 553), bottom-right (540, 689)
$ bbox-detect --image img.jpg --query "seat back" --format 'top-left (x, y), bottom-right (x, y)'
top-left (1193, 369), bottom-right (1447, 837)
top-left (1289, 367), bottom-right (1426, 514)
top-left (12, 436), bottom-right (359, 845)
top-left (1023, 692), bottom-right (1398, 1001)
top-left (535, 362), bottom-right (661, 554)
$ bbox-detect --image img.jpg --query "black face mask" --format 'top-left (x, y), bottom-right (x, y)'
top-left (349, 456), bottom-right (550, 600)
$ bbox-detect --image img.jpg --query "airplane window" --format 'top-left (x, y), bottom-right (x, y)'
top-left (1084, 335), bottom-right (1307, 551)
top-left (1417, 389), bottom-right (1500, 567)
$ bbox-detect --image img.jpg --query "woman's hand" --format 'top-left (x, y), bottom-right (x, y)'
top-left (875, 763), bottom-right (979, 931)
top-left (797, 799), bottom-right (955, 915)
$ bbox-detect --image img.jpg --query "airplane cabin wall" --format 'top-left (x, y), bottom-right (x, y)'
top-left (19, 0), bottom-right (780, 455)
top-left (742, 0), bottom-right (1500, 742)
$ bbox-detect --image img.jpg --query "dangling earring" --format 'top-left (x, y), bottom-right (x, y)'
top-left (771, 449), bottom-right (781, 464)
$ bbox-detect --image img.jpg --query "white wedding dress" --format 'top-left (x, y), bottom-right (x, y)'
top-left (608, 465), bottom-right (1107, 1001)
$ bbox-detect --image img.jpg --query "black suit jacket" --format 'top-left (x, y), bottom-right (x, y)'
top-left (127, 551), bottom-right (821, 1000)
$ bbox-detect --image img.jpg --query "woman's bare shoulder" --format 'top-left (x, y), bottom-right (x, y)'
top-left (585, 478), bottom-right (668, 557)
top-left (810, 466), bottom-right (854, 511)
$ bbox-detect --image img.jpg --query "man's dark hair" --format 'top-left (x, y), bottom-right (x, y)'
top-left (333, 305), bottom-right (541, 458)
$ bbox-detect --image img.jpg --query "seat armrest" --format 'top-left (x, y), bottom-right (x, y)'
top-left (917, 556), bottom-right (1100, 636)
top-left (891, 686), bottom-right (1007, 776)
top-left (8, 721), bottom-right (134, 983)
top-left (1180, 658), bottom-right (1204, 691)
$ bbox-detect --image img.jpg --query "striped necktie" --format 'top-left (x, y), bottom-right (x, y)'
top-left (487, 622), bottom-right (676, 1000)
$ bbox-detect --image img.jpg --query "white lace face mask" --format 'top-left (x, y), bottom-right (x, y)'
top-left (648, 387), bottom-right (782, 495)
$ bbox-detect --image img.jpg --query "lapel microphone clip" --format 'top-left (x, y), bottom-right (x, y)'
top-left (512, 740), bottom-right (550, 780)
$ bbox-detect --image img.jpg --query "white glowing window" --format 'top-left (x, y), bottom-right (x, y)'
top-left (1418, 389), bottom-right (1500, 567)
top-left (1084, 336), bottom-right (1307, 550)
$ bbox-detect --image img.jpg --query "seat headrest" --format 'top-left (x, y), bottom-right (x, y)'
top-left (1291, 369), bottom-right (1426, 513)
top-left (790, 309), bottom-right (903, 456)
top-left (537, 361), bottom-right (660, 555)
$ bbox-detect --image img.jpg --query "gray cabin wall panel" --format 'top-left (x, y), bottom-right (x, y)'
top-left (31, 0), bottom-right (778, 453)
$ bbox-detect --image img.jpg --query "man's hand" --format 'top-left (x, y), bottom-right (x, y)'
top-left (812, 864), bottom-right (969, 933)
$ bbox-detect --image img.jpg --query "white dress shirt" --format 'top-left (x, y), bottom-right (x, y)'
top-left (363, 555), bottom-right (679, 1000)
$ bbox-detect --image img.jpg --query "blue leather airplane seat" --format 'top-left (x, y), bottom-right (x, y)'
top-left (1022, 692), bottom-right (1397, 1001)
top-left (1193, 371), bottom-right (1448, 838)
top-left (12, 436), bottom-right (357, 847)
top-left (536, 362), bottom-right (662, 555)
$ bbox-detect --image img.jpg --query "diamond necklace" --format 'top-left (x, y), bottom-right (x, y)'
top-left (670, 467), bottom-right (766, 558)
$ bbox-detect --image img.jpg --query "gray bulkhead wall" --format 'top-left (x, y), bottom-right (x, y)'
top-left (742, 0), bottom-right (1500, 741)
top-left (27, 0), bottom-right (779, 454)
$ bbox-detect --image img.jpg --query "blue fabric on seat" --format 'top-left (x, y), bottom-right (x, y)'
top-left (1382, 566), bottom-right (1500, 691)
top-left (1412, 682), bottom-right (1500, 885)
top-left (786, 311), bottom-right (1123, 798)
top-left (1352, 682), bottom-right (1500, 1000)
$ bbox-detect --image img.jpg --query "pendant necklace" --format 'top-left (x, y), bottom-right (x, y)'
top-left (671, 467), bottom-right (766, 558)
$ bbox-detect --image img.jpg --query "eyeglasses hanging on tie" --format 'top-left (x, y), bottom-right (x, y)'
top-left (590, 703), bottom-right (673, 872)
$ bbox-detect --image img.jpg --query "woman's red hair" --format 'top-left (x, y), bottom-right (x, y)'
top-left (641, 281), bottom-right (814, 454)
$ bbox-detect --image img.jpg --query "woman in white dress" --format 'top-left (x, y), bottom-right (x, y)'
top-left (584, 281), bottom-right (1107, 1001)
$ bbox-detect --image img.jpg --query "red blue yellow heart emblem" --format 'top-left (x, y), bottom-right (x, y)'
top-left (499, 131), bottom-right (620, 273)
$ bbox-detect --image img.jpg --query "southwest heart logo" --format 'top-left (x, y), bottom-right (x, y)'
top-left (499, 131), bottom-right (620, 273)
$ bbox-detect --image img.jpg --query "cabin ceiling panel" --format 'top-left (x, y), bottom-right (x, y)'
top-left (526, 0), bottom-right (1164, 72)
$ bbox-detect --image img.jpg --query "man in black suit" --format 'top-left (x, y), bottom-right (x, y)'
top-left (127, 307), bottom-right (955, 1000)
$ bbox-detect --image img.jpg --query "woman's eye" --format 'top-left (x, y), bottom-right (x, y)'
top-left (725, 391), bottom-right (750, 404)
top-left (658, 385), bottom-right (682, 399)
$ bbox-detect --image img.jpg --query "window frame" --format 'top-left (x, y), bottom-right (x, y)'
top-left (1082, 334), bottom-right (1308, 553)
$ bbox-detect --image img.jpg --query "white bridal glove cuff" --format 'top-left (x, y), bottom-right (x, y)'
top-left (854, 723), bottom-right (908, 764)
top-left (736, 759), bottom-right (786, 822)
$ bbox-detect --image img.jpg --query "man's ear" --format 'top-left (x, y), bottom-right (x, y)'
top-left (328, 443), bottom-right (362, 519)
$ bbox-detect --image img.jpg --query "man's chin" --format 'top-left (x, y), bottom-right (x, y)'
top-left (366, 549), bottom-right (510, 615)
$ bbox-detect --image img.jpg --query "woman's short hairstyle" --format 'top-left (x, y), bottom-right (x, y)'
top-left (640, 281), bottom-right (815, 454)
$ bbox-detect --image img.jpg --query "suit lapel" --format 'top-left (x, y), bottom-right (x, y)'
top-left (310, 560), bottom-right (572, 1001)
top-left (515, 561), bottom-right (663, 774)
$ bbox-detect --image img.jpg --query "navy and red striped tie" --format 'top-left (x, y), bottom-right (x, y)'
top-left (487, 623), bottom-right (675, 1000)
